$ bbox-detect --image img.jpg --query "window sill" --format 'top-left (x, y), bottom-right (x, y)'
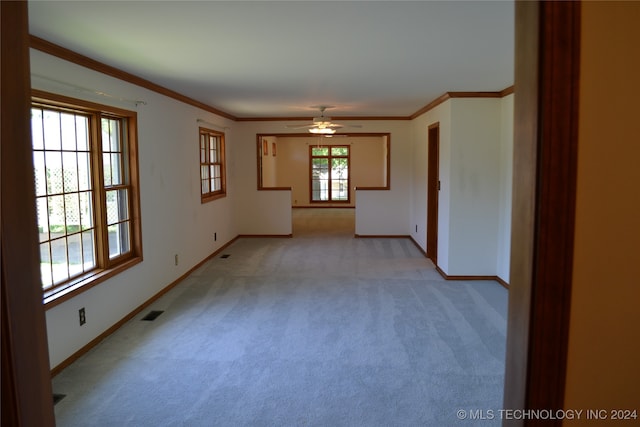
top-left (44, 256), bottom-right (143, 309)
top-left (201, 192), bottom-right (226, 204)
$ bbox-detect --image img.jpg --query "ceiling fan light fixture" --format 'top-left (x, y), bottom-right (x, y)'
top-left (308, 127), bottom-right (336, 134)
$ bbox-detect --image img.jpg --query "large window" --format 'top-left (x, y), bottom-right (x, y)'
top-left (310, 145), bottom-right (350, 202)
top-left (199, 127), bottom-right (226, 202)
top-left (31, 91), bottom-right (142, 305)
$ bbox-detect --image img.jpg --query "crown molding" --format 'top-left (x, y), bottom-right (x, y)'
top-left (30, 35), bottom-right (513, 123)
top-left (29, 35), bottom-right (235, 120)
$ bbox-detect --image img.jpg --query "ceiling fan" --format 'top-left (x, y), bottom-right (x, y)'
top-left (286, 106), bottom-right (362, 134)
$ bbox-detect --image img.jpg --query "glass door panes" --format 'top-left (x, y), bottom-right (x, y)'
top-left (310, 145), bottom-right (349, 203)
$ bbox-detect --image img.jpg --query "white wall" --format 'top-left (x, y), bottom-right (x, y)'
top-left (31, 50), bottom-right (237, 368)
top-left (448, 98), bottom-right (502, 275)
top-left (353, 123), bottom-right (413, 236)
top-left (233, 121), bottom-right (296, 236)
top-left (409, 96), bottom-right (513, 279)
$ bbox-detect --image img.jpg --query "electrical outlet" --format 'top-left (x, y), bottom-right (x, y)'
top-left (79, 308), bottom-right (86, 326)
top-left (174, 254), bottom-right (178, 266)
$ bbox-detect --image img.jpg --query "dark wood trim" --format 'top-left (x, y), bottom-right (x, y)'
top-left (293, 206), bottom-right (355, 209)
top-left (327, 116), bottom-right (410, 121)
top-left (257, 135), bottom-right (264, 190)
top-left (309, 144), bottom-right (351, 204)
top-left (44, 258), bottom-right (143, 309)
top-left (354, 187), bottom-right (388, 191)
top-left (354, 234), bottom-right (411, 239)
top-left (246, 94), bottom-right (514, 122)
top-left (503, 2), bottom-right (580, 425)
top-left (500, 86), bottom-right (515, 97)
top-left (237, 234), bottom-right (293, 238)
top-left (528, 0), bottom-right (580, 417)
top-left (385, 134), bottom-right (391, 191)
top-left (503, 1), bottom-right (541, 418)
top-left (408, 238), bottom-right (509, 288)
top-left (309, 201), bottom-right (352, 205)
top-left (51, 235), bottom-right (241, 376)
top-left (259, 132), bottom-right (390, 138)
top-left (435, 267), bottom-right (501, 282)
top-left (408, 235), bottom-right (509, 287)
top-left (1, 282), bottom-right (19, 426)
top-left (1, 2), bottom-right (56, 424)
top-left (32, 88), bottom-right (140, 116)
top-left (128, 110), bottom-right (144, 270)
top-left (408, 236), bottom-right (428, 256)
top-left (260, 187), bottom-right (293, 191)
top-left (239, 116), bottom-right (319, 122)
top-left (237, 116), bottom-right (411, 122)
top-left (448, 91), bottom-right (502, 98)
top-left (426, 122), bottom-right (440, 264)
top-left (409, 87), bottom-right (514, 120)
top-left (199, 127), bottom-right (227, 203)
top-left (410, 93), bottom-right (451, 119)
top-left (495, 276), bottom-right (510, 290)
top-left (30, 35), bottom-right (236, 120)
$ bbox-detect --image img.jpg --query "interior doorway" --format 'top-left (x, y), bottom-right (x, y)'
top-left (426, 123), bottom-right (440, 264)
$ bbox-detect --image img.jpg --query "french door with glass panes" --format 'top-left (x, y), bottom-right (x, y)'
top-left (310, 145), bottom-right (350, 203)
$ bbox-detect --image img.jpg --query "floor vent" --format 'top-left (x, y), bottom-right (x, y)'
top-left (53, 394), bottom-right (66, 405)
top-left (220, 254), bottom-right (231, 259)
top-left (141, 310), bottom-right (164, 321)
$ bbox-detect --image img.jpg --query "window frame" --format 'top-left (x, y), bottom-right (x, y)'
top-left (309, 144), bottom-right (351, 203)
top-left (199, 127), bottom-right (226, 203)
top-left (32, 90), bottom-right (143, 308)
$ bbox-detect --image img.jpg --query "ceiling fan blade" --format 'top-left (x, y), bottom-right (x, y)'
top-left (285, 107), bottom-right (364, 131)
top-left (285, 124), bottom-right (315, 129)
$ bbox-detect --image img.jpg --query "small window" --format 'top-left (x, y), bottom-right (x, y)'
top-left (310, 145), bottom-right (350, 203)
top-left (31, 91), bottom-right (142, 305)
top-left (199, 128), bottom-right (226, 203)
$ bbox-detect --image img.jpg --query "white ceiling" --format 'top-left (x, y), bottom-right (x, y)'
top-left (28, 0), bottom-right (514, 119)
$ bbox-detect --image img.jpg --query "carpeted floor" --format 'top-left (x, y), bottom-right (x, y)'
top-left (53, 208), bottom-right (507, 426)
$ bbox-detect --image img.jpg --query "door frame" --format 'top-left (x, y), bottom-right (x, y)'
top-left (503, 2), bottom-right (580, 425)
top-left (426, 122), bottom-right (440, 264)
top-left (1, 1), bottom-right (56, 425)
